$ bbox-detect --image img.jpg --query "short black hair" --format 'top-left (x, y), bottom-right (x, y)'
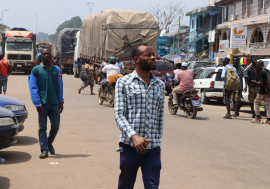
top-left (41, 48), bottom-right (51, 54)
top-left (132, 43), bottom-right (149, 59)
top-left (257, 60), bottom-right (264, 66)
top-left (0, 55), bottom-right (3, 59)
top-left (233, 57), bottom-right (239, 61)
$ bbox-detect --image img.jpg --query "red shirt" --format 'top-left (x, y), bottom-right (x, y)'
top-left (0, 59), bottom-right (10, 77)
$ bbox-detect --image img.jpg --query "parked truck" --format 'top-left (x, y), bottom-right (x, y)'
top-left (36, 42), bottom-right (55, 64)
top-left (80, 9), bottom-right (159, 73)
top-left (58, 28), bottom-right (80, 74)
top-left (1, 28), bottom-right (36, 74)
top-left (73, 31), bottom-right (81, 78)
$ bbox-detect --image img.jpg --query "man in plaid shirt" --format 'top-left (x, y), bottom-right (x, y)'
top-left (114, 43), bottom-right (165, 189)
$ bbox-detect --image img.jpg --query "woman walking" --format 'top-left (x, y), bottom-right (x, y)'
top-left (78, 59), bottom-right (95, 95)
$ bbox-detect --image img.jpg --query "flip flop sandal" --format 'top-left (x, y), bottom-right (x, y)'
top-left (262, 120), bottom-right (270, 124)
top-left (251, 119), bottom-right (261, 123)
top-left (232, 114), bottom-right (238, 117)
top-left (223, 114), bottom-right (232, 119)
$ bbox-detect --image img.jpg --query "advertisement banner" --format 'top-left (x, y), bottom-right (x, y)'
top-left (169, 23), bottom-right (179, 33)
top-left (208, 30), bottom-right (215, 43)
top-left (219, 40), bottom-right (229, 52)
top-left (230, 26), bottom-right (247, 48)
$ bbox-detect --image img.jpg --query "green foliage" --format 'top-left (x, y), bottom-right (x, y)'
top-left (0, 24), bottom-right (10, 33)
top-left (48, 16), bottom-right (82, 44)
top-left (56, 16), bottom-right (82, 35)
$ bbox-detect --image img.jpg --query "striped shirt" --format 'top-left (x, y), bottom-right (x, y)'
top-left (114, 71), bottom-right (165, 149)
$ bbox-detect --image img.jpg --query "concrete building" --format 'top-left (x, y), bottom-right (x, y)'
top-left (215, 0), bottom-right (270, 59)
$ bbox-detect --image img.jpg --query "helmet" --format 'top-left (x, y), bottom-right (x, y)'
top-left (109, 56), bottom-right (116, 64)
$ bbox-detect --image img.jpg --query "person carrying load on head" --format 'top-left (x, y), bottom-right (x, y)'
top-left (99, 57), bottom-right (121, 96)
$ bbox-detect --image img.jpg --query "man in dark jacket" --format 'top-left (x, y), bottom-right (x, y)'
top-left (28, 49), bottom-right (64, 159)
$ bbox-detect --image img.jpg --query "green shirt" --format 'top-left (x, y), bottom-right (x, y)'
top-left (32, 64), bottom-right (59, 105)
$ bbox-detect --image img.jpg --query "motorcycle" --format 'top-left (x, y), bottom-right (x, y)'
top-left (162, 73), bottom-right (173, 95)
top-left (168, 80), bottom-right (203, 119)
top-left (98, 82), bottom-right (115, 107)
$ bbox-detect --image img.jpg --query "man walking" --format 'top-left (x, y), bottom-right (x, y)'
top-left (251, 61), bottom-right (270, 123)
top-left (116, 57), bottom-right (124, 74)
top-left (0, 53), bottom-right (11, 95)
top-left (247, 58), bottom-right (260, 118)
top-left (231, 57), bottom-right (247, 117)
top-left (114, 43), bottom-right (165, 189)
top-left (29, 49), bottom-right (64, 159)
top-left (221, 57), bottom-right (239, 119)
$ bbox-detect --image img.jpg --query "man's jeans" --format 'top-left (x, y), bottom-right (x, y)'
top-left (38, 104), bottom-right (60, 152)
top-left (118, 143), bottom-right (161, 189)
top-left (0, 75), bottom-right (8, 93)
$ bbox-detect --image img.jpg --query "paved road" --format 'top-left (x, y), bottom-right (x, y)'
top-left (1, 74), bottom-right (270, 189)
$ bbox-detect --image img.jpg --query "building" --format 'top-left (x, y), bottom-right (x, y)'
top-left (215, 0), bottom-right (270, 60)
top-left (185, 6), bottom-right (222, 56)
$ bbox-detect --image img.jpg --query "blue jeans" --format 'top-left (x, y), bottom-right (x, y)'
top-left (0, 75), bottom-right (8, 93)
top-left (118, 143), bottom-right (161, 189)
top-left (38, 104), bottom-right (60, 152)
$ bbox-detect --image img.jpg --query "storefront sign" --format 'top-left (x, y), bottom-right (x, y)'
top-left (169, 23), bottom-right (179, 33)
top-left (219, 40), bottom-right (229, 52)
top-left (230, 26), bottom-right (247, 48)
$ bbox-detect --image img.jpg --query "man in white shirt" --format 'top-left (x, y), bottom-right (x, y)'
top-left (116, 57), bottom-right (124, 74)
top-left (100, 56), bottom-right (120, 96)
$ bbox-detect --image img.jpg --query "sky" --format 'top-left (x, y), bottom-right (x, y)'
top-left (1, 0), bottom-right (210, 35)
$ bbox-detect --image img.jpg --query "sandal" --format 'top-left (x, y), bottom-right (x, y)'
top-left (232, 114), bottom-right (238, 117)
top-left (251, 118), bottom-right (261, 123)
top-left (223, 114), bottom-right (232, 119)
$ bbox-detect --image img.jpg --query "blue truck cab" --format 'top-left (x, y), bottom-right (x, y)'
top-left (0, 95), bottom-right (28, 132)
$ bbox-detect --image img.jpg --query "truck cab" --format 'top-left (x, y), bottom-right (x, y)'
top-left (1, 28), bottom-right (36, 74)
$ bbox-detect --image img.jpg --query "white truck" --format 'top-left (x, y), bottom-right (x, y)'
top-left (73, 31), bottom-right (81, 78)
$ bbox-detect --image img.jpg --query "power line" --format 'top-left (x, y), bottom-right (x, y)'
top-left (86, 2), bottom-right (95, 15)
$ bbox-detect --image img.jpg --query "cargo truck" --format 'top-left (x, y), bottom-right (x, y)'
top-left (36, 42), bottom-right (55, 64)
top-left (80, 9), bottom-right (158, 73)
top-left (1, 28), bottom-right (36, 74)
top-left (58, 28), bottom-right (80, 74)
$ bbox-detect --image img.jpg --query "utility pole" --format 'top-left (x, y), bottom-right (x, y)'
top-left (36, 14), bottom-right (37, 35)
top-left (2, 9), bottom-right (9, 25)
top-left (86, 2), bottom-right (95, 15)
top-left (177, 16), bottom-right (180, 55)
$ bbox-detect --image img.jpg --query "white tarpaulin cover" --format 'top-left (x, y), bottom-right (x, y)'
top-left (80, 9), bottom-right (158, 60)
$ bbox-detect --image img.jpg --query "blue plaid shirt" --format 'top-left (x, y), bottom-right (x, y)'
top-left (114, 71), bottom-right (165, 149)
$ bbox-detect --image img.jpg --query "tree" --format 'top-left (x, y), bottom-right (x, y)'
top-left (56, 16), bottom-right (82, 35)
top-left (149, 2), bottom-right (185, 33)
top-left (0, 24), bottom-right (10, 33)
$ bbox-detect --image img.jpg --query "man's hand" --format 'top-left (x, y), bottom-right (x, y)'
top-left (36, 105), bottom-right (43, 113)
top-left (59, 102), bottom-right (64, 113)
top-left (131, 134), bottom-right (152, 153)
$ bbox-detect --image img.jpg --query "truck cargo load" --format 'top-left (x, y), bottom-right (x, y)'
top-left (58, 28), bottom-right (80, 73)
top-left (80, 9), bottom-right (158, 72)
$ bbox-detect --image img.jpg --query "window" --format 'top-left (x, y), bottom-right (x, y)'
top-left (155, 62), bottom-right (173, 71)
top-left (195, 69), bottom-right (215, 79)
top-left (6, 42), bottom-right (32, 51)
top-left (243, 0), bottom-right (246, 13)
top-left (194, 69), bottom-right (204, 79)
top-left (192, 20), bottom-right (195, 29)
top-left (215, 69), bottom-right (223, 81)
top-left (261, 0), bottom-right (264, 8)
top-left (223, 5), bottom-right (234, 22)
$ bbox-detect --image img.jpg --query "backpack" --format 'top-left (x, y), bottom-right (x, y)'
top-left (80, 70), bottom-right (87, 82)
top-left (225, 66), bottom-right (240, 91)
top-left (263, 70), bottom-right (270, 94)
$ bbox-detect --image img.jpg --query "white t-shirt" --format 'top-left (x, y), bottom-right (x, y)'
top-left (115, 62), bottom-right (124, 73)
top-left (101, 62), bottom-right (109, 68)
top-left (102, 64), bottom-right (120, 78)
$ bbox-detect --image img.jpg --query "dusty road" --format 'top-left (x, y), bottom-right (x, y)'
top-left (1, 74), bottom-right (270, 189)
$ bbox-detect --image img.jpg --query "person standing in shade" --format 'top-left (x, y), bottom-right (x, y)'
top-left (114, 43), bottom-right (165, 189)
top-left (116, 57), bottom-right (124, 74)
top-left (231, 57), bottom-right (247, 117)
top-left (0, 53), bottom-right (12, 95)
top-left (28, 49), bottom-right (64, 159)
top-left (247, 58), bottom-right (260, 118)
top-left (251, 61), bottom-right (270, 123)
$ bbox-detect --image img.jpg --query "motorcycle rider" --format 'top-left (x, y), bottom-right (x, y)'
top-left (99, 56), bottom-right (121, 96)
top-left (172, 62), bottom-right (194, 107)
